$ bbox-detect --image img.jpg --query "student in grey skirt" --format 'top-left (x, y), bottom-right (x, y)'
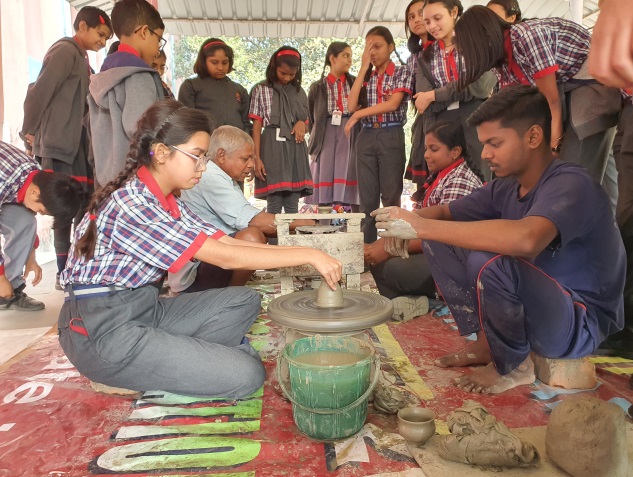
top-left (249, 46), bottom-right (313, 214)
top-left (306, 42), bottom-right (359, 208)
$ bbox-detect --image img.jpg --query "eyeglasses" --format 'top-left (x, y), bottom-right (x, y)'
top-left (148, 28), bottom-right (167, 51)
top-left (167, 144), bottom-right (210, 171)
top-left (134, 26), bottom-right (166, 51)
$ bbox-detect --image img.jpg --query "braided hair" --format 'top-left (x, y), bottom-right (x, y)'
top-left (359, 26), bottom-right (406, 108)
top-left (75, 99), bottom-right (211, 259)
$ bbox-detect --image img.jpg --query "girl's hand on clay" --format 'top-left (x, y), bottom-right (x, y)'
top-left (312, 251), bottom-right (343, 290)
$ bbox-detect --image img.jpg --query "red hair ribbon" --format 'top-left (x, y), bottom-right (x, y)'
top-left (276, 49), bottom-right (300, 58)
top-left (204, 41), bottom-right (226, 49)
top-left (99, 15), bottom-right (106, 24)
top-left (89, 214), bottom-right (97, 220)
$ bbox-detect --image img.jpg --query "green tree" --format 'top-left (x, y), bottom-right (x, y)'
top-left (171, 36), bottom-right (407, 91)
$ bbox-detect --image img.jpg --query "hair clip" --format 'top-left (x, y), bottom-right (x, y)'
top-left (89, 214), bottom-right (97, 220)
top-left (99, 15), bottom-right (106, 24)
top-left (276, 49), bottom-right (300, 58)
top-left (149, 151), bottom-right (155, 155)
top-left (154, 106), bottom-right (186, 136)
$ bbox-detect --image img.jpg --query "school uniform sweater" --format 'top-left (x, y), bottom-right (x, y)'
top-left (88, 50), bottom-right (164, 185)
top-left (178, 76), bottom-right (251, 132)
top-left (21, 38), bottom-right (90, 165)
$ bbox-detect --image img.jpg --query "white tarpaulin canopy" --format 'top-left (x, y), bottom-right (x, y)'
top-left (66, 0), bottom-right (600, 38)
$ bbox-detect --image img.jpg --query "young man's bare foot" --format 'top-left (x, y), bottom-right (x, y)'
top-left (454, 356), bottom-right (536, 394)
top-left (435, 332), bottom-right (492, 368)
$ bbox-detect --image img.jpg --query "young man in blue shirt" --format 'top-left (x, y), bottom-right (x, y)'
top-left (372, 85), bottom-right (625, 394)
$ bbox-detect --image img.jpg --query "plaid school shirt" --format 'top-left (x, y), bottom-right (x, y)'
top-left (422, 160), bottom-right (483, 209)
top-left (427, 40), bottom-right (464, 88)
top-left (362, 61), bottom-right (413, 125)
top-left (0, 141), bottom-right (41, 276)
top-left (60, 166), bottom-right (225, 289)
top-left (248, 84), bottom-right (274, 126)
top-left (494, 18), bottom-right (590, 88)
top-left (325, 73), bottom-right (352, 115)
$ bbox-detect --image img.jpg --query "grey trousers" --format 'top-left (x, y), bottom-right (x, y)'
top-left (560, 122), bottom-right (617, 189)
top-left (58, 285), bottom-right (265, 398)
top-left (613, 101), bottom-right (633, 336)
top-left (0, 204), bottom-right (37, 289)
top-left (370, 253), bottom-right (436, 300)
top-left (356, 126), bottom-right (406, 243)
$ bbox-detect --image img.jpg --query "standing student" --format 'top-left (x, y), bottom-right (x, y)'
top-left (59, 100), bottom-right (342, 398)
top-left (21, 6), bottom-right (112, 289)
top-left (365, 121), bottom-right (483, 321)
top-left (88, 0), bottom-right (166, 186)
top-left (405, 0), bottom-right (435, 195)
top-left (151, 50), bottom-right (175, 99)
top-left (372, 86), bottom-right (625, 394)
top-left (345, 26), bottom-right (413, 243)
top-left (1, 142), bottom-right (82, 311)
top-left (454, 6), bottom-right (621, 187)
top-left (486, 0), bottom-right (521, 23)
top-left (306, 42), bottom-right (359, 208)
top-left (178, 38), bottom-right (250, 133)
top-left (413, 0), bottom-right (497, 181)
top-left (249, 46), bottom-right (313, 214)
top-left (598, 90), bottom-right (633, 360)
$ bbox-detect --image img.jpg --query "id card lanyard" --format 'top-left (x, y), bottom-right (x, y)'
top-left (328, 76), bottom-right (346, 126)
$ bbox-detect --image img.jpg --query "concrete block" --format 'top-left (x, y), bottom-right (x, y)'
top-left (532, 354), bottom-right (596, 389)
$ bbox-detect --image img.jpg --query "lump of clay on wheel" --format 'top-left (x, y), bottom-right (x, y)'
top-left (438, 401), bottom-right (539, 468)
top-left (546, 396), bottom-right (628, 477)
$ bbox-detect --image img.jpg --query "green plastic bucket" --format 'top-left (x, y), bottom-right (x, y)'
top-left (278, 335), bottom-right (379, 441)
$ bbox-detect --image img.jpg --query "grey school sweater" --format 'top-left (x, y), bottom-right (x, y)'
top-left (21, 38), bottom-right (90, 164)
top-left (88, 54), bottom-right (163, 185)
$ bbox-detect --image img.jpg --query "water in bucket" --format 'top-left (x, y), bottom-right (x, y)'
top-left (279, 335), bottom-right (378, 441)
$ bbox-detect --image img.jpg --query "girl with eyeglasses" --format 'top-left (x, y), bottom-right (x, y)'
top-left (59, 100), bottom-right (342, 398)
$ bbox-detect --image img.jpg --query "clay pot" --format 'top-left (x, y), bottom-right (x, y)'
top-left (398, 407), bottom-right (436, 447)
top-left (317, 205), bottom-right (332, 225)
top-left (315, 281), bottom-right (344, 308)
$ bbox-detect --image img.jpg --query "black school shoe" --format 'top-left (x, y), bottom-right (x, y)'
top-left (0, 284), bottom-right (45, 312)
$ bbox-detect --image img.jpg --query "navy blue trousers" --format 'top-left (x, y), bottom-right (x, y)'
top-left (423, 241), bottom-right (598, 374)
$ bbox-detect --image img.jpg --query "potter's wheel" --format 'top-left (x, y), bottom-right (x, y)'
top-left (267, 289), bottom-right (393, 333)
